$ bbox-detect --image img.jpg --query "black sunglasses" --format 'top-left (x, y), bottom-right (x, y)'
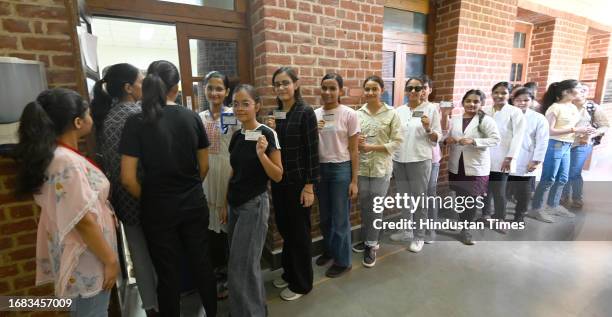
top-left (406, 86), bottom-right (423, 92)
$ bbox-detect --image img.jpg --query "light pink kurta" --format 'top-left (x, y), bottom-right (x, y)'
top-left (34, 144), bottom-right (117, 298)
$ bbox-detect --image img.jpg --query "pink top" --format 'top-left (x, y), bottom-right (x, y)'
top-left (34, 145), bottom-right (117, 298)
top-left (315, 105), bottom-right (361, 163)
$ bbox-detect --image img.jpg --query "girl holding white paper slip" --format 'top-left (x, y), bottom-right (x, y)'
top-left (226, 84), bottom-right (282, 317)
top-left (390, 76), bottom-right (442, 253)
top-left (353, 75), bottom-right (402, 267)
top-left (314, 73), bottom-right (360, 277)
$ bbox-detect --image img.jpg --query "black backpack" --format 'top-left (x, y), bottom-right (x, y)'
top-left (586, 101), bottom-right (604, 146)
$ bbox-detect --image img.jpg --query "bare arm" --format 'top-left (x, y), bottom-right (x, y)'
top-left (348, 133), bottom-right (359, 199)
top-left (120, 155), bottom-right (141, 199)
top-left (260, 148), bottom-right (283, 182)
top-left (75, 212), bottom-right (119, 290)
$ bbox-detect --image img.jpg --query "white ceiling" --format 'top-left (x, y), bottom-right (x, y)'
top-left (92, 17), bottom-right (178, 50)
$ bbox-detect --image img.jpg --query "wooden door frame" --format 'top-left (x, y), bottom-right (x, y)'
top-left (581, 57), bottom-right (608, 104)
top-left (511, 21), bottom-right (533, 84)
top-left (87, 0), bottom-right (248, 29)
top-left (176, 23), bottom-right (252, 111)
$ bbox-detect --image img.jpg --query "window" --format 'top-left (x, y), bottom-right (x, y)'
top-left (510, 63), bottom-right (523, 82)
top-left (513, 32), bottom-right (526, 48)
top-left (383, 7), bottom-right (427, 34)
top-left (405, 53), bottom-right (425, 77)
top-left (381, 51), bottom-right (395, 106)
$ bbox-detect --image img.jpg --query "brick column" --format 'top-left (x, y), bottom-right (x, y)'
top-left (527, 18), bottom-right (588, 96)
top-left (249, 0), bottom-right (384, 253)
top-left (1, 0), bottom-right (81, 310)
top-left (434, 0), bottom-right (518, 105)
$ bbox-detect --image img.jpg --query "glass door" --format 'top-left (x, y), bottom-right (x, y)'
top-left (176, 23), bottom-right (252, 111)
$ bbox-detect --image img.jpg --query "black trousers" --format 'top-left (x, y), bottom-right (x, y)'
top-left (508, 175), bottom-right (533, 220)
top-left (483, 171), bottom-right (509, 220)
top-left (207, 229), bottom-right (229, 271)
top-left (142, 206), bottom-right (217, 317)
top-left (271, 183), bottom-right (313, 295)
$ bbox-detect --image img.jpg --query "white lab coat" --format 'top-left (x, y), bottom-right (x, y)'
top-left (482, 104), bottom-right (526, 173)
top-left (510, 109), bottom-right (549, 177)
top-left (445, 114), bottom-right (501, 176)
top-left (393, 102), bottom-right (442, 163)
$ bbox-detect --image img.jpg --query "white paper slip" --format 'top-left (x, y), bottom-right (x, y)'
top-left (245, 130), bottom-right (262, 141)
top-left (221, 113), bottom-right (237, 125)
top-left (274, 111), bottom-right (287, 120)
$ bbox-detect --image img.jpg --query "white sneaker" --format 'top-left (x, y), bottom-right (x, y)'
top-left (424, 239), bottom-right (435, 244)
top-left (528, 209), bottom-right (554, 223)
top-left (280, 288), bottom-right (303, 301)
top-left (546, 205), bottom-right (576, 218)
top-left (272, 277), bottom-right (288, 289)
top-left (390, 230), bottom-right (412, 242)
top-left (409, 240), bottom-right (424, 253)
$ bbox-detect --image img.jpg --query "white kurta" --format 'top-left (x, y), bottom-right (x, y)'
top-left (482, 104), bottom-right (526, 173)
top-left (510, 109), bottom-right (549, 177)
top-left (199, 107), bottom-right (240, 233)
top-left (393, 102), bottom-right (442, 163)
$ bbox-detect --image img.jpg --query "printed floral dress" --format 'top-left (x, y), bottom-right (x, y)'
top-left (34, 143), bottom-right (117, 298)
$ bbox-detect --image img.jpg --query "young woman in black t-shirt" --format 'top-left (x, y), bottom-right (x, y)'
top-left (226, 84), bottom-right (282, 317)
top-left (119, 60), bottom-right (217, 317)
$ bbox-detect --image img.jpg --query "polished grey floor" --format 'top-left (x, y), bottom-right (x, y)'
top-left (123, 180), bottom-right (612, 317)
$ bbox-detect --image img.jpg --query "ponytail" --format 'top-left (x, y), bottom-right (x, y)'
top-left (540, 79), bottom-right (579, 114)
top-left (14, 88), bottom-right (88, 195)
top-left (142, 60), bottom-right (180, 123)
top-left (91, 63), bottom-right (140, 133)
top-left (142, 73), bottom-right (167, 123)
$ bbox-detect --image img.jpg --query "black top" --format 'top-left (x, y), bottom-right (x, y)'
top-left (274, 100), bottom-right (319, 184)
top-left (119, 104), bottom-right (210, 212)
top-left (227, 124), bottom-right (280, 207)
top-left (99, 101), bottom-right (142, 225)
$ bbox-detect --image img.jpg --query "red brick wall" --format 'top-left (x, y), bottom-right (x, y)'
top-left (527, 18), bottom-right (588, 97)
top-left (249, 0), bottom-right (385, 250)
top-left (250, 0), bottom-right (385, 111)
top-left (433, 0), bottom-right (517, 106)
top-left (1, 0), bottom-right (80, 313)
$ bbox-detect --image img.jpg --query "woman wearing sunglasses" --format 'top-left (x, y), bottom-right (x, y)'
top-left (390, 77), bottom-right (442, 253)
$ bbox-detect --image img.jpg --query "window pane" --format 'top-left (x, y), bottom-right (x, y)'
top-left (191, 81), bottom-right (206, 112)
top-left (189, 39), bottom-right (238, 78)
top-left (159, 0), bottom-right (234, 10)
top-left (513, 32), bottom-right (526, 48)
top-left (510, 63), bottom-right (517, 81)
top-left (382, 81), bottom-right (394, 106)
top-left (383, 8), bottom-right (427, 34)
top-left (516, 63), bottom-right (523, 81)
top-left (405, 54), bottom-right (425, 77)
top-left (382, 51), bottom-right (395, 78)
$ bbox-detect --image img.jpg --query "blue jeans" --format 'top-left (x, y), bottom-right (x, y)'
top-left (562, 144), bottom-right (593, 201)
top-left (317, 162), bottom-right (352, 268)
top-left (532, 139), bottom-right (572, 210)
top-left (71, 291), bottom-right (110, 317)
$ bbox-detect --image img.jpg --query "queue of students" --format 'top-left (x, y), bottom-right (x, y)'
top-left (14, 60), bottom-right (608, 316)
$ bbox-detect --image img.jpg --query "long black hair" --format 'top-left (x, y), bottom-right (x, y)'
top-left (14, 88), bottom-right (89, 194)
top-left (142, 60), bottom-right (180, 123)
top-left (272, 66), bottom-right (303, 109)
top-left (91, 63), bottom-right (140, 136)
top-left (462, 89), bottom-right (487, 105)
top-left (321, 72), bottom-right (344, 102)
top-left (540, 79), bottom-right (579, 114)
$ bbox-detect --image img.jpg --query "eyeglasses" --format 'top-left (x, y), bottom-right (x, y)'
top-left (273, 80), bottom-right (292, 88)
top-left (232, 101), bottom-right (254, 108)
top-left (406, 86), bottom-right (423, 92)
